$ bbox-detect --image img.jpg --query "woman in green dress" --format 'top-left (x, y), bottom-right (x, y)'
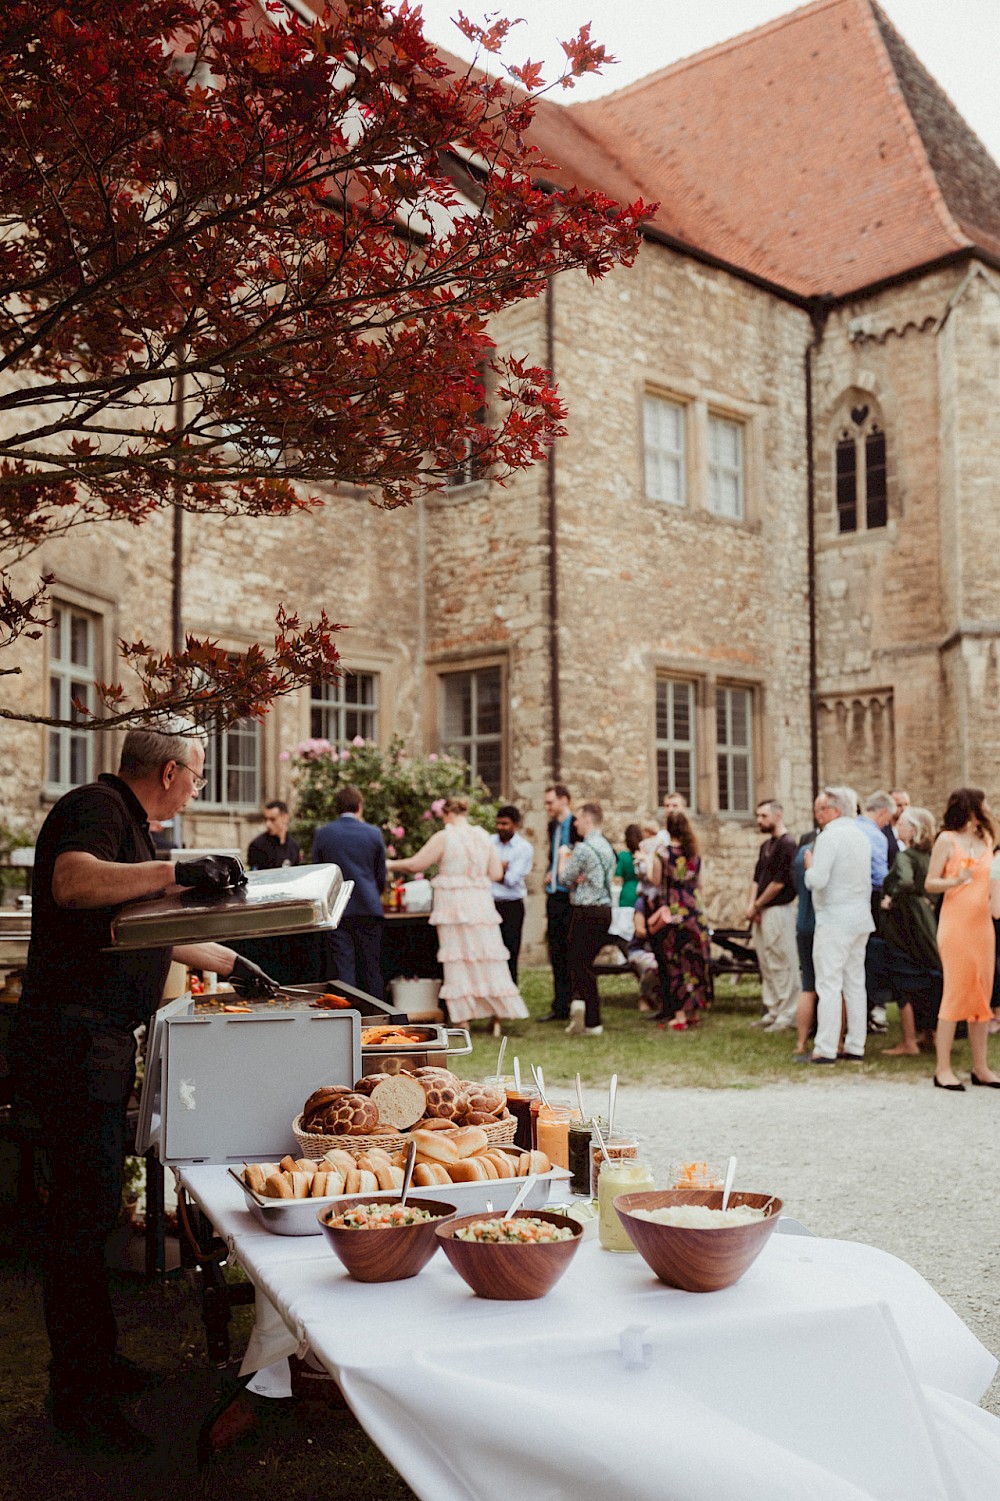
top-left (615, 824), bottom-right (642, 908)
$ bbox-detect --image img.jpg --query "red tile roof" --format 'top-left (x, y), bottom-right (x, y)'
top-left (554, 0), bottom-right (1000, 299)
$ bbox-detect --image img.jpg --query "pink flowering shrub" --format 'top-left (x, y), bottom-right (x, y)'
top-left (287, 733), bottom-right (499, 857)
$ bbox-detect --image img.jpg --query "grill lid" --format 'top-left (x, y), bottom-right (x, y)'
top-left (108, 863), bottom-right (353, 950)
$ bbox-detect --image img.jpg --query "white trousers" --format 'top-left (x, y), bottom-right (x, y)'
top-left (753, 903), bottom-right (800, 1024)
top-left (812, 925), bottom-right (869, 1059)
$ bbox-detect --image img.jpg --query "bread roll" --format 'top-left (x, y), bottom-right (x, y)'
top-left (485, 1151), bottom-right (516, 1180)
top-left (462, 1110), bottom-right (501, 1126)
top-left (370, 1076), bottom-right (427, 1130)
top-left (302, 1085), bottom-right (354, 1117)
top-left (295, 1158), bottom-right (317, 1177)
top-left (279, 1155), bottom-right (298, 1174)
top-left (413, 1162), bottom-right (450, 1187)
top-left (461, 1083), bottom-right (507, 1118)
top-left (243, 1164), bottom-right (267, 1194)
top-left (289, 1172), bottom-right (310, 1198)
top-left (304, 1091), bottom-right (379, 1136)
top-left (265, 1173), bottom-right (294, 1199)
top-left (351, 1073), bottom-right (391, 1096)
top-left (309, 1171), bottom-right (330, 1197)
top-left (419, 1082), bottom-right (466, 1122)
top-left (322, 1150), bottom-right (357, 1176)
top-left (356, 1169), bottom-right (378, 1194)
top-left (479, 1155), bottom-right (499, 1180)
top-left (518, 1149), bottom-right (550, 1176)
top-left (372, 1160), bottom-right (396, 1191)
top-left (344, 1167), bottom-right (361, 1194)
top-left (447, 1158), bottom-right (488, 1183)
top-left (410, 1129), bottom-right (460, 1165)
top-left (410, 1117), bottom-right (455, 1132)
top-left (451, 1126), bottom-right (489, 1159)
top-left (389, 1165), bottom-right (405, 1189)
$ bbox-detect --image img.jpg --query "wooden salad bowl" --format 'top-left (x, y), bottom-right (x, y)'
top-left (435, 1209), bottom-right (583, 1301)
top-left (614, 1189), bottom-right (783, 1293)
top-left (318, 1195), bottom-right (457, 1282)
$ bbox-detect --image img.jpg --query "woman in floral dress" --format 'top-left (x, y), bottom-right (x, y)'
top-left (387, 797), bottom-right (527, 1035)
top-left (648, 811), bottom-right (711, 1030)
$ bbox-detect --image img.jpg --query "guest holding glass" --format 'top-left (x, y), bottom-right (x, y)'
top-left (879, 807), bottom-right (942, 1057)
top-left (925, 788), bottom-right (999, 1090)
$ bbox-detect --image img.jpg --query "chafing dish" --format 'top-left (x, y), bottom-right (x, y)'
top-left (109, 863), bottom-right (352, 949)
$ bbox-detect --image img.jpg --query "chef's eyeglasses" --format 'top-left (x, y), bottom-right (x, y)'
top-left (171, 759), bottom-right (207, 793)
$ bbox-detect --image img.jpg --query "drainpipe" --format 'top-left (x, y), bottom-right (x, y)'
top-left (804, 299), bottom-right (830, 801)
top-left (172, 366), bottom-right (186, 847)
top-left (545, 277), bottom-right (561, 782)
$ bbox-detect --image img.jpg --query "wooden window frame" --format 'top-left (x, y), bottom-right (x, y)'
top-left (310, 670), bottom-right (380, 747)
top-left (435, 659), bottom-right (507, 798)
top-left (655, 677), bottom-right (698, 812)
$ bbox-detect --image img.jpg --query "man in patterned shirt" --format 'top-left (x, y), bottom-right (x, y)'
top-left (559, 802), bottom-right (616, 1036)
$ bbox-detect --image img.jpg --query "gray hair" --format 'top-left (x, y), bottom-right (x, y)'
top-left (865, 790), bottom-right (896, 816)
top-left (899, 806), bottom-right (935, 852)
top-left (118, 717), bottom-right (207, 779)
top-left (823, 785), bottom-right (858, 818)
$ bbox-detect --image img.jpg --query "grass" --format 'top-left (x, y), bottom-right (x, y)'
top-left (460, 966), bottom-right (942, 1090)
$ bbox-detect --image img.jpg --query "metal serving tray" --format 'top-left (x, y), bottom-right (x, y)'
top-left (230, 1148), bottom-right (573, 1235)
top-left (109, 864), bottom-right (353, 950)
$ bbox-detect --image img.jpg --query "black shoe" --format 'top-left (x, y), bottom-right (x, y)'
top-left (48, 1394), bottom-right (155, 1457)
top-left (536, 1011), bottom-right (566, 1023)
top-left (970, 1073), bottom-right (1000, 1089)
top-left (933, 1075), bottom-right (966, 1092)
top-left (837, 1051), bottom-right (865, 1061)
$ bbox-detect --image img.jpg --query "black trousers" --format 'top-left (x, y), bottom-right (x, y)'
top-left (20, 1015), bottom-right (137, 1402)
top-left (496, 899), bottom-right (525, 983)
top-left (325, 915), bottom-right (385, 1001)
top-left (568, 904), bottom-right (612, 1028)
top-left (546, 891), bottom-right (573, 1017)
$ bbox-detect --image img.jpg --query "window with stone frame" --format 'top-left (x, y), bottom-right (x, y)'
top-left (439, 664), bottom-right (503, 796)
top-left (46, 601), bottom-right (100, 794)
top-left (200, 715), bottom-right (261, 809)
top-left (834, 400), bottom-right (888, 534)
top-left (716, 684), bottom-right (754, 815)
top-left (707, 413), bottom-right (745, 520)
top-left (655, 677), bottom-right (697, 811)
top-left (310, 671), bottom-right (379, 746)
top-left (643, 392), bottom-right (686, 505)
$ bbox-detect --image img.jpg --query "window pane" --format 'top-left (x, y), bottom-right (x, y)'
top-left (716, 688), bottom-right (728, 745)
top-left (443, 675), bottom-right (473, 740)
top-left (48, 730), bottom-right (61, 786)
top-left (865, 430), bottom-right (887, 529)
top-left (69, 733), bottom-right (89, 787)
top-left (47, 602), bottom-right (98, 791)
top-left (655, 679), bottom-right (696, 813)
top-left (836, 437), bottom-right (857, 533)
top-left (708, 416), bottom-right (744, 520)
top-left (475, 740), bottom-right (502, 798)
top-left (673, 749), bottom-right (692, 806)
top-left (70, 612), bottom-right (91, 667)
top-left (475, 667), bottom-right (502, 737)
top-left (643, 394), bottom-right (685, 506)
top-left (717, 752), bottom-right (730, 811)
top-left (730, 689), bottom-right (748, 747)
top-left (672, 684), bottom-right (690, 742)
top-left (440, 668), bottom-right (504, 793)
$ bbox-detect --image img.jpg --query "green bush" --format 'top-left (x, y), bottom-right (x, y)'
top-left (288, 734), bottom-right (500, 859)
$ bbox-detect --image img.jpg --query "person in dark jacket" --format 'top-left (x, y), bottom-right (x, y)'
top-left (311, 784), bottom-right (387, 998)
top-left (247, 800), bottom-right (301, 870)
top-left (879, 806), bottom-right (942, 1056)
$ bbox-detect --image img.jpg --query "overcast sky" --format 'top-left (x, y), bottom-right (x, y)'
top-left (415, 0), bottom-right (1000, 165)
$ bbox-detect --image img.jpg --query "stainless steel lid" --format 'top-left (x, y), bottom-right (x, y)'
top-left (108, 863), bottom-right (353, 950)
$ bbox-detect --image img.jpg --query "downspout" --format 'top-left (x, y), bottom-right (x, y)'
top-left (545, 276), bottom-right (561, 782)
top-left (172, 366), bottom-right (186, 847)
top-left (804, 299), bottom-right (831, 801)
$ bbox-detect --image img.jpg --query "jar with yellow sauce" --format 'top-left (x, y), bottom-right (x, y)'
top-left (597, 1155), bottom-right (655, 1252)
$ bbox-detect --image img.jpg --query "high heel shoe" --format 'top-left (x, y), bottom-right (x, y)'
top-left (970, 1073), bottom-right (1000, 1088)
top-left (933, 1075), bottom-right (966, 1092)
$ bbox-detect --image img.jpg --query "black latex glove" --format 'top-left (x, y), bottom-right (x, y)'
top-left (174, 855), bottom-right (248, 894)
top-left (230, 954), bottom-right (281, 999)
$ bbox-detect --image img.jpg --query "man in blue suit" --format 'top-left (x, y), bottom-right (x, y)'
top-left (311, 784), bottom-right (387, 999)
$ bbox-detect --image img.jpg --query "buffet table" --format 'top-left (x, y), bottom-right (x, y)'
top-left (180, 1164), bottom-right (1000, 1501)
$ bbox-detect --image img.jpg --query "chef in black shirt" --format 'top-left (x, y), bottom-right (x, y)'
top-left (13, 721), bottom-right (276, 1456)
top-left (247, 799), bottom-right (301, 870)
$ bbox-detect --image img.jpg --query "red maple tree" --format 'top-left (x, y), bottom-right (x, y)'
top-left (0, 0), bottom-right (646, 730)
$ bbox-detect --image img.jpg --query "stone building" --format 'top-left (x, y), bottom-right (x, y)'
top-left (3, 0), bottom-right (1000, 951)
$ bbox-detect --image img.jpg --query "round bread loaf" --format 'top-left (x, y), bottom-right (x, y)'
top-left (413, 1066), bottom-right (461, 1089)
top-left (351, 1073), bottom-right (391, 1096)
top-left (302, 1084), bottom-right (354, 1118)
top-left (420, 1082), bottom-right (467, 1121)
top-left (370, 1075), bottom-right (426, 1130)
top-left (303, 1091), bottom-right (379, 1135)
top-left (462, 1082), bottom-right (506, 1117)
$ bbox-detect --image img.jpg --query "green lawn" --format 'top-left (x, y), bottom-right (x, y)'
top-left (460, 966), bottom-right (936, 1090)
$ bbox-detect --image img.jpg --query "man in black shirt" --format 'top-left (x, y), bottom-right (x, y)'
top-left (247, 800), bottom-right (301, 870)
top-left (14, 722), bottom-right (274, 1456)
top-left (745, 799), bottom-right (800, 1032)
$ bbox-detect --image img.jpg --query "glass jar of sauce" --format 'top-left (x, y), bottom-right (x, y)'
top-left (598, 1155), bottom-right (655, 1252)
top-left (567, 1115), bottom-right (607, 1197)
top-left (504, 1086), bottom-right (539, 1152)
top-left (590, 1132), bottom-right (638, 1199)
top-left (534, 1104), bottom-right (579, 1170)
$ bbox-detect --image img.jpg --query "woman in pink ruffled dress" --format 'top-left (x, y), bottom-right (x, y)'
top-left (387, 797), bottom-right (527, 1034)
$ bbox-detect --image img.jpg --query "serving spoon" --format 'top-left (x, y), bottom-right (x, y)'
top-left (399, 1138), bottom-right (417, 1207)
top-left (503, 1173), bottom-right (537, 1219)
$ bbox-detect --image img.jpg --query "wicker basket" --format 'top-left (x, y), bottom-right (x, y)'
top-left (292, 1111), bottom-right (516, 1162)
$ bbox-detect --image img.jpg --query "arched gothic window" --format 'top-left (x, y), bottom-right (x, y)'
top-left (834, 401), bottom-right (888, 534)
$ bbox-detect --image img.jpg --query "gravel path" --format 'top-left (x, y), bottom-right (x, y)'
top-left (596, 1076), bottom-right (1000, 1414)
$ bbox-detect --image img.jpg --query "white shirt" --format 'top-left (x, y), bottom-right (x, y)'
top-left (804, 816), bottom-right (875, 933)
top-left (491, 831), bottom-right (533, 902)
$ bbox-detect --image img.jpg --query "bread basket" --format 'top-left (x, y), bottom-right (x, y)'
top-left (292, 1111), bottom-right (516, 1162)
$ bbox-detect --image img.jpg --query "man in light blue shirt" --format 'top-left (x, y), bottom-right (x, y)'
top-left (491, 805), bottom-right (533, 983)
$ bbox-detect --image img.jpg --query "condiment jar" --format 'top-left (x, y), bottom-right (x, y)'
top-left (567, 1115), bottom-right (607, 1197)
top-left (534, 1103), bottom-right (579, 1171)
top-left (598, 1155), bottom-right (655, 1252)
top-left (590, 1131), bottom-right (638, 1199)
top-left (504, 1085), bottom-right (539, 1153)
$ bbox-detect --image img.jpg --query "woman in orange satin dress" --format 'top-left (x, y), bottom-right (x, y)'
top-left (926, 788), bottom-right (999, 1090)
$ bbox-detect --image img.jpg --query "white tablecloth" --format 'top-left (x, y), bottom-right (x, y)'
top-left (180, 1165), bottom-right (1000, 1501)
